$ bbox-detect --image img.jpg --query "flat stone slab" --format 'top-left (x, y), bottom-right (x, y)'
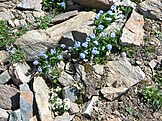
top-left (101, 58), bottom-right (145, 101)
top-left (120, 10), bottom-right (144, 46)
top-left (52, 10), bottom-right (79, 24)
top-left (33, 77), bottom-right (53, 121)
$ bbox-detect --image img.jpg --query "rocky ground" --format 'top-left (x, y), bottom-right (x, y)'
top-left (0, 0), bottom-right (162, 121)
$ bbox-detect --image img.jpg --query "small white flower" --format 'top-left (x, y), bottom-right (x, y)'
top-left (55, 87), bottom-right (61, 92)
top-left (51, 93), bottom-right (57, 99)
top-left (60, 105), bottom-right (63, 108)
top-left (56, 98), bottom-right (62, 106)
top-left (64, 102), bottom-right (70, 110)
top-left (63, 98), bottom-right (70, 103)
top-left (83, 59), bottom-right (88, 62)
top-left (52, 104), bottom-right (56, 110)
top-left (106, 17), bottom-right (112, 21)
top-left (55, 112), bottom-right (58, 116)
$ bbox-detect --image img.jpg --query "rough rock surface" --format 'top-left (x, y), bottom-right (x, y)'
top-left (0, 10), bottom-right (14, 20)
top-left (33, 77), bottom-right (53, 121)
top-left (82, 96), bottom-right (98, 117)
top-left (0, 108), bottom-right (9, 121)
top-left (9, 109), bottom-right (22, 121)
top-left (0, 85), bottom-right (19, 110)
top-left (15, 30), bottom-right (49, 61)
top-left (69, 102), bottom-right (80, 114)
top-left (120, 10), bottom-right (144, 46)
top-left (62, 86), bottom-right (78, 102)
top-left (29, 116), bottom-right (37, 121)
top-left (16, 12), bottom-right (95, 61)
top-left (93, 64), bottom-right (104, 75)
top-left (0, 70), bottom-right (11, 85)
top-left (47, 11), bottom-right (95, 44)
top-left (101, 58), bottom-right (145, 100)
top-left (138, 0), bottom-right (162, 20)
top-left (9, 63), bottom-right (31, 86)
top-left (72, 0), bottom-right (110, 9)
top-left (55, 112), bottom-right (74, 121)
top-left (58, 72), bottom-right (75, 86)
top-left (0, 51), bottom-right (9, 63)
top-left (16, 0), bottom-right (42, 11)
top-left (106, 118), bottom-right (122, 121)
top-left (20, 83), bottom-right (33, 121)
top-left (52, 10), bottom-right (79, 24)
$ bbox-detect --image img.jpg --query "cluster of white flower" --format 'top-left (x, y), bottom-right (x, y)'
top-left (50, 87), bottom-right (71, 116)
top-left (109, 0), bottom-right (136, 8)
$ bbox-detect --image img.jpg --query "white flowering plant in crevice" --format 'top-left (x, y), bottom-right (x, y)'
top-left (50, 87), bottom-right (71, 116)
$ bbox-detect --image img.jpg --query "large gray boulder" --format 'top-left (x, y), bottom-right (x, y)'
top-left (15, 12), bottom-right (96, 61)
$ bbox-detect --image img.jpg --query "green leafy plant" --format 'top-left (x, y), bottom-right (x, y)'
top-left (0, 20), bottom-right (28, 49)
top-left (8, 48), bottom-right (25, 63)
top-left (143, 45), bottom-right (155, 57)
top-left (122, 47), bottom-right (136, 58)
top-left (68, 6), bottom-right (131, 64)
top-left (32, 46), bottom-right (63, 75)
top-left (42, 0), bottom-right (67, 12)
top-left (15, 25), bottom-right (28, 37)
top-left (0, 20), bottom-right (15, 48)
top-left (142, 87), bottom-right (162, 108)
top-left (69, 32), bottom-right (116, 64)
top-left (153, 70), bottom-right (162, 87)
top-left (35, 16), bottom-right (52, 29)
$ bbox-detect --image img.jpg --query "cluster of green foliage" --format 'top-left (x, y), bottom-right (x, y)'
top-left (0, 20), bottom-right (15, 48)
top-left (142, 86), bottom-right (162, 108)
top-left (35, 16), bottom-right (52, 29)
top-left (142, 67), bottom-right (162, 108)
top-left (7, 48), bottom-right (25, 63)
top-left (0, 20), bottom-right (27, 63)
top-left (42, 0), bottom-right (67, 12)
